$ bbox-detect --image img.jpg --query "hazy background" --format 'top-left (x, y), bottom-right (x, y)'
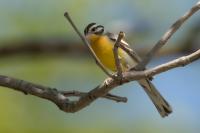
top-left (0, 0), bottom-right (200, 133)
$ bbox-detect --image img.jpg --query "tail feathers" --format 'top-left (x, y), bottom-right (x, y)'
top-left (138, 79), bottom-right (172, 117)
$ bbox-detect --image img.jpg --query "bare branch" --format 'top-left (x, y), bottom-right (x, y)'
top-left (62, 48), bottom-right (200, 113)
top-left (0, 75), bottom-right (126, 105)
top-left (135, 1), bottom-right (200, 70)
top-left (113, 31), bottom-right (125, 78)
top-left (64, 12), bottom-right (113, 78)
top-left (124, 49), bottom-right (200, 81)
top-left (1, 48), bottom-right (198, 113)
top-left (61, 90), bottom-right (127, 103)
top-left (143, 49), bottom-right (200, 78)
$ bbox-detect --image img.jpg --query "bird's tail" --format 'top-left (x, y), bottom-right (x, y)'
top-left (138, 79), bottom-right (172, 117)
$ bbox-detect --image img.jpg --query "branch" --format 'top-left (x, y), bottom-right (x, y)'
top-left (143, 49), bottom-right (200, 78)
top-left (135, 1), bottom-right (200, 70)
top-left (61, 90), bottom-right (127, 102)
top-left (124, 49), bottom-right (200, 81)
top-left (64, 12), bottom-right (113, 78)
top-left (113, 31), bottom-right (125, 78)
top-left (61, 48), bottom-right (200, 112)
top-left (0, 75), bottom-right (127, 104)
top-left (1, 48), bottom-right (199, 113)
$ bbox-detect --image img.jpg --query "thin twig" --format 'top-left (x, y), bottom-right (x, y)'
top-left (64, 12), bottom-right (113, 77)
top-left (143, 49), bottom-right (200, 78)
top-left (125, 49), bottom-right (200, 81)
top-left (61, 90), bottom-right (127, 103)
top-left (135, 1), bottom-right (200, 70)
top-left (113, 31), bottom-right (125, 78)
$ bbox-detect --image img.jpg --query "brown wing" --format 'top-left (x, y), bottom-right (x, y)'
top-left (105, 32), bottom-right (141, 63)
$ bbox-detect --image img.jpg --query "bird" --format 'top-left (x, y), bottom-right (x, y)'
top-left (84, 22), bottom-right (172, 117)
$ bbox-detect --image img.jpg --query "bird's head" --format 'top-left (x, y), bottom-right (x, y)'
top-left (84, 23), bottom-right (104, 36)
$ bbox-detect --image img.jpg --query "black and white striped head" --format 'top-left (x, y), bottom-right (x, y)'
top-left (84, 23), bottom-right (104, 36)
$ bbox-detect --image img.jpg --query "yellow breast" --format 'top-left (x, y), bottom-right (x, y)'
top-left (87, 34), bottom-right (128, 72)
